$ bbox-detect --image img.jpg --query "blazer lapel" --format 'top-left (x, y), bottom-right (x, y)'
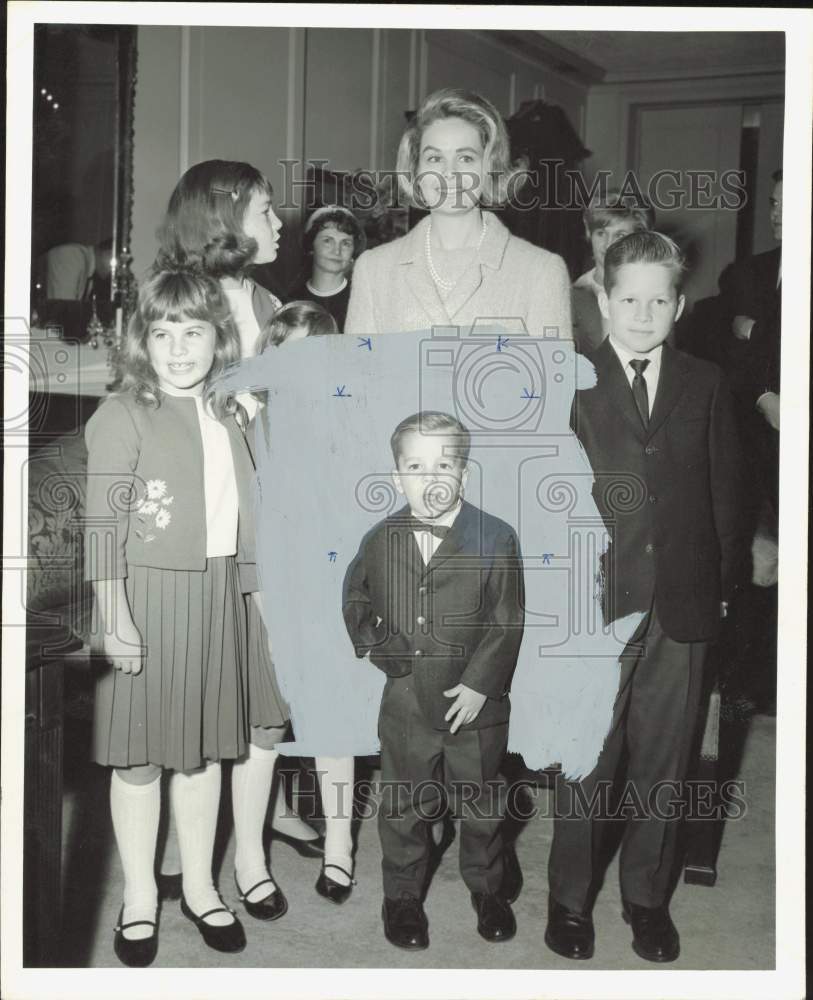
top-left (444, 211), bottom-right (510, 321)
top-left (425, 501), bottom-right (480, 575)
top-left (647, 345), bottom-right (687, 439)
top-left (399, 217), bottom-right (450, 327)
top-left (443, 262), bottom-right (485, 320)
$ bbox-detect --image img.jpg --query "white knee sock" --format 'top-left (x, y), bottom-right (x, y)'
top-left (160, 778), bottom-right (182, 876)
top-left (270, 771), bottom-right (320, 841)
top-left (110, 771), bottom-right (160, 940)
top-left (316, 756), bottom-right (354, 886)
top-left (232, 743), bottom-right (278, 902)
top-left (170, 762), bottom-right (231, 926)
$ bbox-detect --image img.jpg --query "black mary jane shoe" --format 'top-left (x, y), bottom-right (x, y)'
top-left (268, 828), bottom-right (326, 859)
top-left (234, 873), bottom-right (288, 921)
top-left (113, 906), bottom-right (159, 967)
top-left (180, 896), bottom-right (247, 953)
top-left (157, 872), bottom-right (183, 901)
top-left (315, 863), bottom-right (356, 905)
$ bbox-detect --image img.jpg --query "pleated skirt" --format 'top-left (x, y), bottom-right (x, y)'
top-left (246, 596), bottom-right (290, 729)
top-left (93, 556), bottom-right (249, 772)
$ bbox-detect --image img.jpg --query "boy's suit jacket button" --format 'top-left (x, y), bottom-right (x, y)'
top-left (416, 615), bottom-right (426, 625)
top-left (645, 445), bottom-right (658, 455)
top-left (648, 494), bottom-right (658, 504)
top-left (419, 586), bottom-right (427, 595)
top-left (645, 543), bottom-right (654, 554)
top-left (414, 649), bottom-right (423, 657)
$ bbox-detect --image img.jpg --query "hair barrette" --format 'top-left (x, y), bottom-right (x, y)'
top-left (211, 185), bottom-right (239, 201)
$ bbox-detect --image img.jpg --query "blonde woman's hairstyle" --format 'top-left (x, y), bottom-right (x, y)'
top-left (395, 88), bottom-right (527, 209)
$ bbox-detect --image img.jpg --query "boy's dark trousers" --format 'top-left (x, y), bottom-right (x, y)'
top-left (548, 606), bottom-right (707, 913)
top-left (378, 675), bottom-right (508, 899)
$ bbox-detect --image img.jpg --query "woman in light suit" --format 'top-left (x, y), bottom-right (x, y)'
top-left (345, 89), bottom-right (571, 339)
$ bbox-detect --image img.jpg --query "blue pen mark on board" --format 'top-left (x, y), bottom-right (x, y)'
top-left (542, 553), bottom-right (553, 565)
top-left (521, 387), bottom-right (540, 399)
top-left (357, 337), bottom-right (372, 351)
top-left (496, 336), bottom-right (510, 352)
top-left (328, 551), bottom-right (337, 562)
top-left (334, 385), bottom-right (351, 397)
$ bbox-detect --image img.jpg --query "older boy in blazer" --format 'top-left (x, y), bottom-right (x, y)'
top-left (546, 233), bottom-right (744, 963)
top-left (344, 411), bottom-right (525, 950)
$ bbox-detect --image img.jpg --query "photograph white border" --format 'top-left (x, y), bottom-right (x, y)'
top-left (3, 4), bottom-right (809, 999)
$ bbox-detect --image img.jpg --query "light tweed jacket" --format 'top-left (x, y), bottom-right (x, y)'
top-left (345, 211), bottom-right (572, 338)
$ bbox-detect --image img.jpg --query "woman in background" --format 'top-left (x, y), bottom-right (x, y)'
top-left (287, 206), bottom-right (366, 333)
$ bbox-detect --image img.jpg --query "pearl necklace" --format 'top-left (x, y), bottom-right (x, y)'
top-left (425, 215), bottom-right (488, 291)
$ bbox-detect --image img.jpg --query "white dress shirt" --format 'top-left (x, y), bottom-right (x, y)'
top-left (411, 500), bottom-right (463, 566)
top-left (607, 337), bottom-right (663, 415)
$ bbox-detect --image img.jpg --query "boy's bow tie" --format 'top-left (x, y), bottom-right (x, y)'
top-left (408, 516), bottom-right (451, 540)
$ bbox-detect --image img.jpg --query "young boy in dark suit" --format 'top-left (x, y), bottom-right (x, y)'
top-left (343, 411), bottom-right (525, 950)
top-left (546, 232), bottom-right (744, 963)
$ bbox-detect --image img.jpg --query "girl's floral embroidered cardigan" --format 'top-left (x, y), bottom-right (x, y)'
top-left (84, 390), bottom-right (258, 593)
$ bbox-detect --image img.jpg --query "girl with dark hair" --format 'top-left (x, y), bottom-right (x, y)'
top-left (158, 159), bottom-right (283, 370)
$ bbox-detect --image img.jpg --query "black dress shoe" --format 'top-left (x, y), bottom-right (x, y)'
top-left (235, 873), bottom-right (288, 921)
top-left (315, 863), bottom-right (356, 905)
top-left (501, 843), bottom-right (523, 904)
top-left (113, 906), bottom-right (158, 967)
top-left (382, 894), bottom-right (429, 950)
top-left (180, 896), bottom-right (247, 953)
top-left (471, 892), bottom-right (516, 942)
top-left (544, 897), bottom-right (595, 960)
top-left (157, 872), bottom-right (183, 901)
top-left (622, 900), bottom-right (680, 962)
top-left (268, 828), bottom-right (326, 859)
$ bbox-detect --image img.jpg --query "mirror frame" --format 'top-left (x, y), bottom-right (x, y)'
top-left (112, 26), bottom-right (139, 329)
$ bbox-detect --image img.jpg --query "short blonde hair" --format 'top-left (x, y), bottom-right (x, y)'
top-left (395, 89), bottom-right (527, 209)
